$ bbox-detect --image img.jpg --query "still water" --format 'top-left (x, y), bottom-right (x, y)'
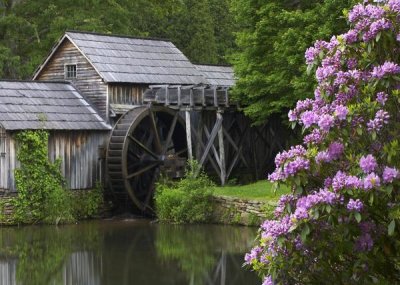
top-left (0, 220), bottom-right (260, 285)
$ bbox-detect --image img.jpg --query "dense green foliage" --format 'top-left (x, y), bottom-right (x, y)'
top-left (71, 184), bottom-right (105, 220)
top-left (13, 130), bottom-right (74, 224)
top-left (155, 161), bottom-right (215, 224)
top-left (230, 0), bottom-right (357, 124)
top-left (0, 0), bottom-right (234, 79)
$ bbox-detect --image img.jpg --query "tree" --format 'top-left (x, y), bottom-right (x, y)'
top-left (0, 0), bottom-right (234, 79)
top-left (230, 0), bottom-right (357, 125)
top-left (246, 1), bottom-right (400, 283)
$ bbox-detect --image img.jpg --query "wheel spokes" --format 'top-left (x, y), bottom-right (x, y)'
top-left (149, 110), bottom-right (163, 153)
top-left (128, 135), bottom-right (158, 160)
top-left (126, 162), bottom-right (159, 179)
top-left (162, 112), bottom-right (179, 155)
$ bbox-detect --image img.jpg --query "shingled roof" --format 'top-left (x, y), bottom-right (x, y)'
top-left (194, 64), bottom-right (235, 87)
top-left (0, 81), bottom-right (110, 130)
top-left (61, 31), bottom-right (207, 85)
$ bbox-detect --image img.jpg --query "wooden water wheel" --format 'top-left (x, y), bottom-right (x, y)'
top-left (106, 106), bottom-right (187, 213)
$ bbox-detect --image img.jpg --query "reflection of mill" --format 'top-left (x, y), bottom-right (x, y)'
top-left (202, 252), bottom-right (247, 285)
top-left (0, 222), bottom-right (259, 285)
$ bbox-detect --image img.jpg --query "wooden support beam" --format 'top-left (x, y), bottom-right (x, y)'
top-left (222, 127), bottom-right (249, 168)
top-left (165, 85), bottom-right (169, 106)
top-left (185, 110), bottom-right (193, 161)
top-left (217, 111), bottom-right (226, 185)
top-left (177, 86), bottom-right (181, 106)
top-left (191, 125), bottom-right (221, 177)
top-left (197, 115), bottom-right (222, 171)
top-left (201, 87), bottom-right (206, 106)
top-left (225, 88), bottom-right (229, 107)
top-left (189, 89), bottom-right (194, 107)
top-left (213, 87), bottom-right (218, 107)
top-left (203, 125), bottom-right (222, 168)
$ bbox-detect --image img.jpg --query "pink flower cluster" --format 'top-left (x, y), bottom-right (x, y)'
top-left (269, 146), bottom-right (310, 181)
top-left (294, 189), bottom-right (338, 220)
top-left (347, 199), bottom-right (364, 212)
top-left (367, 110), bottom-right (390, 132)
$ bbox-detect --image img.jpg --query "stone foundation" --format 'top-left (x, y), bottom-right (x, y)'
top-left (0, 190), bottom-right (112, 226)
top-left (211, 196), bottom-right (276, 226)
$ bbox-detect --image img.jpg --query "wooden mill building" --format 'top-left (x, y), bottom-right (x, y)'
top-left (0, 31), bottom-right (284, 212)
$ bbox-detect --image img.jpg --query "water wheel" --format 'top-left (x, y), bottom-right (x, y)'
top-left (107, 106), bottom-right (187, 213)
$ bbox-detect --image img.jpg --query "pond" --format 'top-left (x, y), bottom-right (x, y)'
top-left (0, 220), bottom-right (261, 285)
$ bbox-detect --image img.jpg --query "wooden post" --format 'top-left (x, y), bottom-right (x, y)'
top-left (213, 87), bottom-right (218, 107)
top-left (177, 86), bottom-right (181, 106)
top-left (185, 109), bottom-right (193, 161)
top-left (165, 85), bottom-right (169, 106)
top-left (217, 110), bottom-right (226, 185)
top-left (224, 87), bottom-right (229, 107)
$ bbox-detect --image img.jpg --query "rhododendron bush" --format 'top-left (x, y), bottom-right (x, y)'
top-left (246, 1), bottom-right (400, 284)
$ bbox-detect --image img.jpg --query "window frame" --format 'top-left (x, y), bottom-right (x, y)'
top-left (64, 63), bottom-right (77, 79)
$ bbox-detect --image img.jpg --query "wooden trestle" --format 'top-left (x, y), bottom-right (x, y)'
top-left (143, 85), bottom-right (285, 185)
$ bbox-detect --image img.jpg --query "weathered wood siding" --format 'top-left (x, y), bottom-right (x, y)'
top-left (0, 130), bottom-right (16, 192)
top-left (36, 39), bottom-right (108, 119)
top-left (108, 84), bottom-right (147, 105)
top-left (0, 130), bottom-right (108, 192)
top-left (48, 131), bottom-right (108, 190)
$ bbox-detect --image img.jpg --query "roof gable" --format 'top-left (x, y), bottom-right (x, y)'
top-left (0, 81), bottom-right (110, 130)
top-left (64, 31), bottom-right (206, 85)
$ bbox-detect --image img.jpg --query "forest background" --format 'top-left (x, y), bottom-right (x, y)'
top-left (0, 0), bottom-right (357, 123)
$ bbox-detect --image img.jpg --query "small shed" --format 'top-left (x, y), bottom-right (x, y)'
top-left (0, 80), bottom-right (110, 193)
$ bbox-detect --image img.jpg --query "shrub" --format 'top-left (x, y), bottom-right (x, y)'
top-left (71, 183), bottom-right (104, 219)
top-left (13, 130), bottom-right (74, 224)
top-left (155, 160), bottom-right (215, 223)
top-left (246, 1), bottom-right (400, 284)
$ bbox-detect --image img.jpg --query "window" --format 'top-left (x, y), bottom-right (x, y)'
top-left (65, 64), bottom-right (77, 79)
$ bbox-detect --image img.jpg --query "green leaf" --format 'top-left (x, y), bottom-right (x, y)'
top-left (357, 128), bottom-right (363, 135)
top-left (326, 205), bottom-right (332, 214)
top-left (388, 220), bottom-right (395, 236)
top-left (376, 32), bottom-right (381, 42)
top-left (385, 185), bottom-right (393, 195)
top-left (301, 224), bottom-right (311, 242)
top-left (355, 212), bottom-right (362, 223)
top-left (369, 194), bottom-right (374, 205)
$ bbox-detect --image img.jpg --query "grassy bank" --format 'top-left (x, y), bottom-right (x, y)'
top-left (213, 180), bottom-right (290, 202)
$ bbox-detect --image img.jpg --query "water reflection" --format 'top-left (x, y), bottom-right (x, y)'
top-left (0, 221), bottom-right (259, 285)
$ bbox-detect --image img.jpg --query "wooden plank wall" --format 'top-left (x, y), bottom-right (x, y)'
top-left (0, 131), bottom-right (108, 192)
top-left (0, 132), bottom-right (16, 192)
top-left (48, 131), bottom-right (108, 190)
top-left (36, 39), bottom-right (108, 119)
top-left (108, 84), bottom-right (146, 105)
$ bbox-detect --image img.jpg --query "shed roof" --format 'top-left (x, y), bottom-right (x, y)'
top-left (194, 64), bottom-right (235, 87)
top-left (64, 31), bottom-right (206, 85)
top-left (0, 81), bottom-right (110, 130)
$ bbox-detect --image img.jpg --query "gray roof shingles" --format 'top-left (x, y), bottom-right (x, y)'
top-left (194, 64), bottom-right (235, 87)
top-left (0, 81), bottom-right (110, 131)
top-left (66, 31), bottom-right (206, 85)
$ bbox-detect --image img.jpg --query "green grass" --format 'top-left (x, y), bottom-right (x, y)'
top-left (213, 180), bottom-right (291, 202)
